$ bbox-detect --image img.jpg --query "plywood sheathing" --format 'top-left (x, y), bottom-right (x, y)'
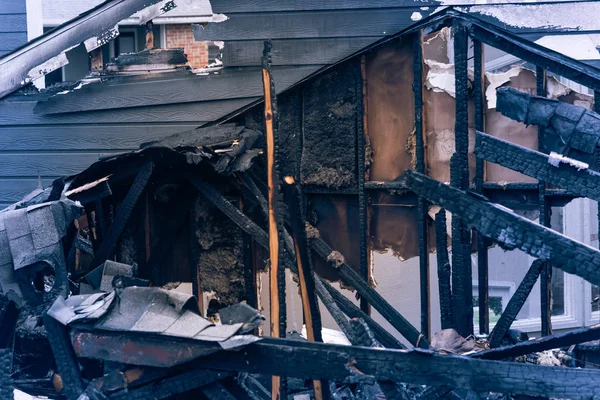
top-left (365, 39), bottom-right (415, 182)
top-left (309, 195), bottom-right (360, 283)
top-left (301, 62), bottom-right (359, 189)
top-left (485, 68), bottom-right (538, 183)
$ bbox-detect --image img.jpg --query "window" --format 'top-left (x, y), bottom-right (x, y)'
top-left (474, 198), bottom-right (599, 334)
top-left (115, 31), bottom-right (136, 55)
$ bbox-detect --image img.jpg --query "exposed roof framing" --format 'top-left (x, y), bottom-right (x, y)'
top-left (0, 0), bottom-right (174, 99)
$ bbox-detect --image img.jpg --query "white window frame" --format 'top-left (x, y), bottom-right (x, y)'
top-left (473, 198), bottom-right (595, 335)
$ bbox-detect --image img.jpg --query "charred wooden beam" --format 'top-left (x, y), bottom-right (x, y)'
top-left (201, 381), bottom-right (238, 400)
top-left (476, 131), bottom-right (600, 202)
top-left (468, 23), bottom-right (600, 92)
top-left (72, 331), bottom-right (600, 399)
top-left (310, 234), bottom-right (429, 349)
top-left (44, 314), bottom-right (85, 400)
top-left (320, 279), bottom-right (406, 350)
top-left (403, 170), bottom-right (600, 286)
top-left (488, 260), bottom-right (545, 348)
top-left (497, 87), bottom-right (600, 158)
top-left (434, 209), bottom-right (452, 330)
top-left (281, 177), bottom-right (326, 400)
top-left (111, 370), bottom-right (230, 400)
top-left (89, 161), bottom-right (153, 270)
top-left (475, 323), bottom-right (600, 361)
top-left (358, 55), bottom-right (370, 315)
top-left (473, 38), bottom-right (489, 335)
top-left (536, 67), bottom-right (552, 337)
top-left (451, 20), bottom-right (473, 338)
top-left (413, 31), bottom-right (430, 338)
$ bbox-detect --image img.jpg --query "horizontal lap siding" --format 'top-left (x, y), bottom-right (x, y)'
top-left (0, 0), bottom-right (26, 54)
top-left (0, 98), bottom-right (213, 204)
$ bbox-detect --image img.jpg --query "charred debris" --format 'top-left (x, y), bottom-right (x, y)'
top-left (5, 8), bottom-right (600, 400)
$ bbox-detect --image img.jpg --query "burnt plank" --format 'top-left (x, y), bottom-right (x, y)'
top-left (476, 131), bottom-right (600, 202)
top-left (309, 233), bottom-right (429, 348)
top-left (403, 170), bottom-right (600, 287)
top-left (44, 315), bottom-right (85, 400)
top-left (0, 97), bottom-right (252, 124)
top-left (222, 38), bottom-right (377, 67)
top-left (488, 259), bottom-right (545, 348)
top-left (193, 8), bottom-right (435, 41)
top-left (475, 323), bottom-right (600, 360)
top-left (111, 370), bottom-right (230, 400)
top-left (468, 23), bottom-right (600, 91)
top-left (72, 331), bottom-right (600, 400)
top-left (320, 278), bottom-right (406, 350)
top-left (451, 20), bottom-right (473, 338)
top-left (89, 161), bottom-right (153, 269)
top-left (34, 67), bottom-right (322, 115)
top-left (435, 209), bottom-right (452, 330)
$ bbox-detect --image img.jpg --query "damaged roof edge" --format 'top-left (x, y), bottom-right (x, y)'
top-left (0, 0), bottom-right (173, 100)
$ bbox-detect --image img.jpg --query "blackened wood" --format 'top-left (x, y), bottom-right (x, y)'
top-left (536, 66), bottom-right (552, 337)
top-left (475, 323), bottom-right (600, 360)
top-left (451, 20), bottom-right (473, 338)
top-left (241, 201), bottom-right (257, 310)
top-left (413, 31), bottom-right (430, 338)
top-left (282, 178), bottom-right (326, 400)
top-left (404, 171), bottom-right (600, 287)
top-left (189, 338), bottom-right (600, 399)
top-left (73, 330), bottom-right (600, 399)
top-left (473, 38), bottom-right (489, 335)
top-left (435, 209), bottom-right (453, 330)
top-left (89, 161), bottom-right (153, 269)
top-left (489, 260), bottom-right (545, 348)
top-left (111, 370), bottom-right (229, 400)
top-left (201, 382), bottom-right (238, 400)
top-left (358, 56), bottom-right (370, 314)
top-left (468, 23), bottom-right (600, 91)
top-left (309, 235), bottom-right (430, 348)
top-left (43, 315), bottom-right (85, 400)
top-left (476, 131), bottom-right (600, 202)
top-left (320, 278), bottom-right (406, 350)
top-left (282, 180), bottom-right (323, 342)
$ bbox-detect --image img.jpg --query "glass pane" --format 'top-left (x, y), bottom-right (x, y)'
top-left (473, 206), bottom-right (567, 331)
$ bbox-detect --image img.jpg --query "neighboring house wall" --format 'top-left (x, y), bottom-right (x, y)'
top-left (0, 0), bottom-right (27, 56)
top-left (165, 24), bottom-right (208, 69)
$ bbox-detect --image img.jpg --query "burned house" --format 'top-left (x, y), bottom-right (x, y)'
top-left (4, 0), bottom-right (600, 399)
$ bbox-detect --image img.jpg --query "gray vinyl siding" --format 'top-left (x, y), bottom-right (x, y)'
top-left (0, 0), bottom-right (27, 56)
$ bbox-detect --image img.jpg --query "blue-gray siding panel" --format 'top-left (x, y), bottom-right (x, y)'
top-left (0, 0), bottom-right (26, 14)
top-left (0, 14), bottom-right (27, 33)
top-left (0, 32), bottom-right (27, 51)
